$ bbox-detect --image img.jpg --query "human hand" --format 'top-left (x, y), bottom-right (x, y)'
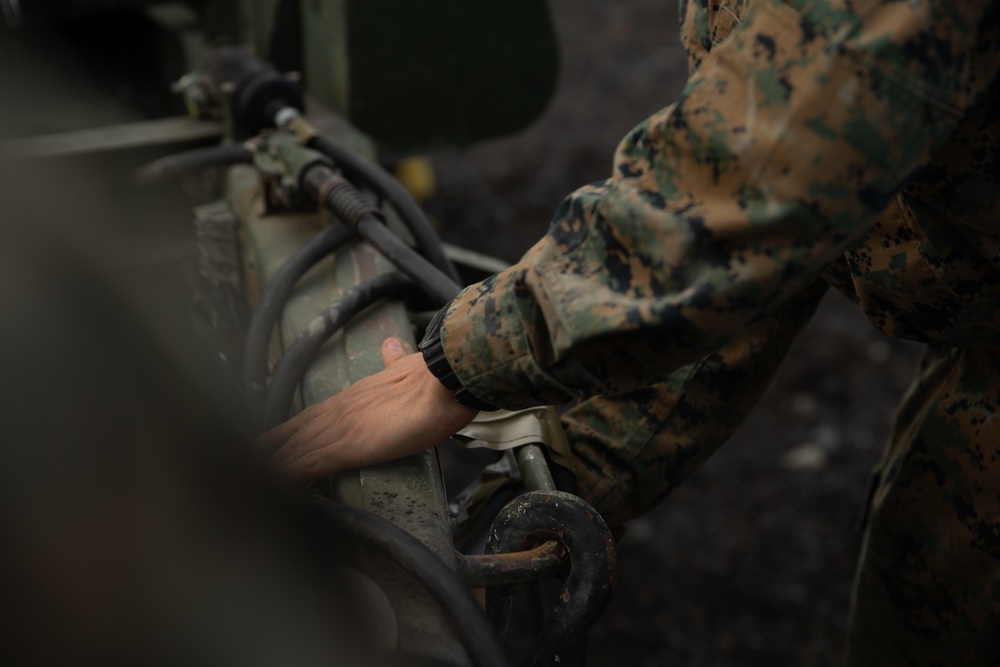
top-left (257, 337), bottom-right (479, 482)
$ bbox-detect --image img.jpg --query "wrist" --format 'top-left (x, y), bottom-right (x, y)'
top-left (418, 304), bottom-right (498, 412)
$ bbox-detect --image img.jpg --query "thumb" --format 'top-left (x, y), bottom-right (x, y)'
top-left (381, 337), bottom-right (410, 367)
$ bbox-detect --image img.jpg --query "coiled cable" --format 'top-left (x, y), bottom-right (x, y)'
top-left (305, 493), bottom-right (511, 667)
top-left (309, 135), bottom-right (460, 285)
top-left (302, 165), bottom-right (462, 306)
top-left (243, 224), bottom-right (355, 426)
top-left (263, 272), bottom-right (419, 430)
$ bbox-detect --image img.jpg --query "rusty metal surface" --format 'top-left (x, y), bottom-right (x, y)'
top-left (458, 540), bottom-right (566, 588)
top-left (486, 491), bottom-right (617, 667)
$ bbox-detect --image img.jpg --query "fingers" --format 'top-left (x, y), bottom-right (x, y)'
top-left (381, 336), bottom-right (409, 367)
top-left (255, 340), bottom-right (471, 482)
top-left (269, 401), bottom-right (341, 465)
top-left (254, 411), bottom-right (300, 453)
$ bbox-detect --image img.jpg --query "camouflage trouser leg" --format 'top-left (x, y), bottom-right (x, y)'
top-left (847, 346), bottom-right (1000, 666)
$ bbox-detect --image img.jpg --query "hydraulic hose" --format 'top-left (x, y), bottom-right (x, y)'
top-left (263, 272), bottom-right (418, 430)
top-left (244, 224), bottom-right (355, 427)
top-left (355, 216), bottom-right (459, 305)
top-left (302, 164), bottom-right (462, 306)
top-left (134, 144), bottom-right (253, 184)
top-left (305, 493), bottom-right (511, 667)
top-left (308, 135), bottom-right (461, 285)
top-left (247, 138), bottom-right (462, 429)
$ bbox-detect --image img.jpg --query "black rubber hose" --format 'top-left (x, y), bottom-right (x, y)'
top-left (309, 135), bottom-right (461, 284)
top-left (305, 494), bottom-right (511, 667)
top-left (303, 165), bottom-right (462, 306)
top-left (244, 224), bottom-right (355, 427)
top-left (134, 145), bottom-right (253, 184)
top-left (355, 217), bottom-right (460, 305)
top-left (263, 272), bottom-right (417, 430)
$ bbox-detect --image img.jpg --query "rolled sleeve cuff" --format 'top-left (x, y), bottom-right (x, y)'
top-left (439, 262), bottom-right (577, 410)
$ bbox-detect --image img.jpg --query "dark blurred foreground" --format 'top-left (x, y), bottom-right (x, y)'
top-left (0, 148), bottom-right (395, 667)
top-left (0, 39), bottom-right (423, 665)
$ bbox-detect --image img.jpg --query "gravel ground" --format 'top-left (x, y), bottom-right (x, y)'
top-left (429, 1), bottom-right (924, 664)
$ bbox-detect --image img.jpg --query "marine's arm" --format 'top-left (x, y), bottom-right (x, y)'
top-left (440, 0), bottom-right (1000, 410)
top-left (569, 278), bottom-right (828, 530)
top-left (267, 0), bottom-right (1000, 480)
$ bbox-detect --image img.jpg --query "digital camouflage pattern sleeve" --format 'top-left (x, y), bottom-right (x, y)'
top-left (439, 0), bottom-right (1000, 525)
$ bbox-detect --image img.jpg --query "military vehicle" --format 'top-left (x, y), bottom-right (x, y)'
top-left (2, 2), bottom-right (617, 666)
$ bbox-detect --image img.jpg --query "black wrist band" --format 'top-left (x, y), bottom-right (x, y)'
top-left (419, 305), bottom-right (497, 412)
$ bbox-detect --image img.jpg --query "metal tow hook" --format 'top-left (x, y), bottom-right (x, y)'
top-left (485, 490), bottom-right (617, 667)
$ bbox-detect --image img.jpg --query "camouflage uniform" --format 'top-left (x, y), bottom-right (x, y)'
top-left (439, 0), bottom-right (1000, 662)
